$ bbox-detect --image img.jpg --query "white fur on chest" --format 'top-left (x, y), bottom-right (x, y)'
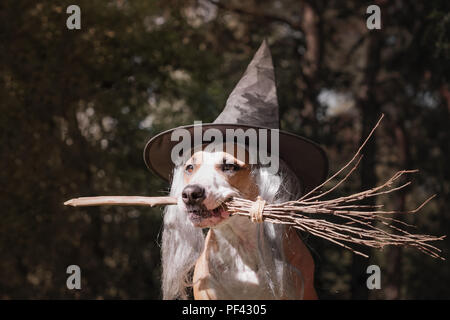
top-left (199, 217), bottom-right (276, 299)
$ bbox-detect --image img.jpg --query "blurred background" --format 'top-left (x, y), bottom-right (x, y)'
top-left (0, 0), bottom-right (448, 299)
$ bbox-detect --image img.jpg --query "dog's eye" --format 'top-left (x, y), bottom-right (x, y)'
top-left (221, 163), bottom-right (240, 172)
top-left (185, 164), bottom-right (194, 174)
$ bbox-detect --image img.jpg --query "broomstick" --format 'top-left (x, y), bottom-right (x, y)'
top-left (64, 115), bottom-right (446, 259)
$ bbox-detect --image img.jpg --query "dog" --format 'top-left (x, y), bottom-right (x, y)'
top-left (160, 142), bottom-right (317, 300)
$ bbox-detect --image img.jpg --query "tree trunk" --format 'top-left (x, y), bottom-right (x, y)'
top-left (299, 1), bottom-right (323, 137)
top-left (384, 123), bottom-right (410, 299)
top-left (352, 29), bottom-right (382, 300)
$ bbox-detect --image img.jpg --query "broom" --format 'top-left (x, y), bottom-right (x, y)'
top-left (64, 115), bottom-right (445, 259)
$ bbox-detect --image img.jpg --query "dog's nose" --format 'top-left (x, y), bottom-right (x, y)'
top-left (182, 184), bottom-right (206, 205)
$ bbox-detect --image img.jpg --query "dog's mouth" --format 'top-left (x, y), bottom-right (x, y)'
top-left (186, 200), bottom-right (231, 227)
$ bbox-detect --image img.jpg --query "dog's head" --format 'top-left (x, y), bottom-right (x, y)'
top-left (177, 143), bottom-right (259, 228)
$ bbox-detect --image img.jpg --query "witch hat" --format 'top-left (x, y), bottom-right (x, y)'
top-left (143, 41), bottom-right (328, 193)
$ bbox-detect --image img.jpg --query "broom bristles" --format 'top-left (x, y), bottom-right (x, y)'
top-left (227, 114), bottom-right (445, 259)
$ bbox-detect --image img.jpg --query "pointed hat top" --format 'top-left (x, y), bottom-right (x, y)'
top-left (213, 40), bottom-right (279, 129)
top-left (143, 40), bottom-right (328, 192)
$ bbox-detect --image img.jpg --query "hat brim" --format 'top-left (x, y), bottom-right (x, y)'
top-left (143, 123), bottom-right (328, 193)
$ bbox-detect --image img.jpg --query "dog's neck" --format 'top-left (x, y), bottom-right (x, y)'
top-left (214, 215), bottom-right (259, 252)
top-left (212, 216), bottom-right (262, 274)
top-left (193, 215), bottom-right (277, 299)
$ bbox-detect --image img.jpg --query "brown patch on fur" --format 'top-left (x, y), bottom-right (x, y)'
top-left (282, 227), bottom-right (318, 299)
top-left (224, 163), bottom-right (258, 200)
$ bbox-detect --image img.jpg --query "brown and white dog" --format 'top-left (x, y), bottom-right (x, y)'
top-left (161, 143), bottom-right (317, 300)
